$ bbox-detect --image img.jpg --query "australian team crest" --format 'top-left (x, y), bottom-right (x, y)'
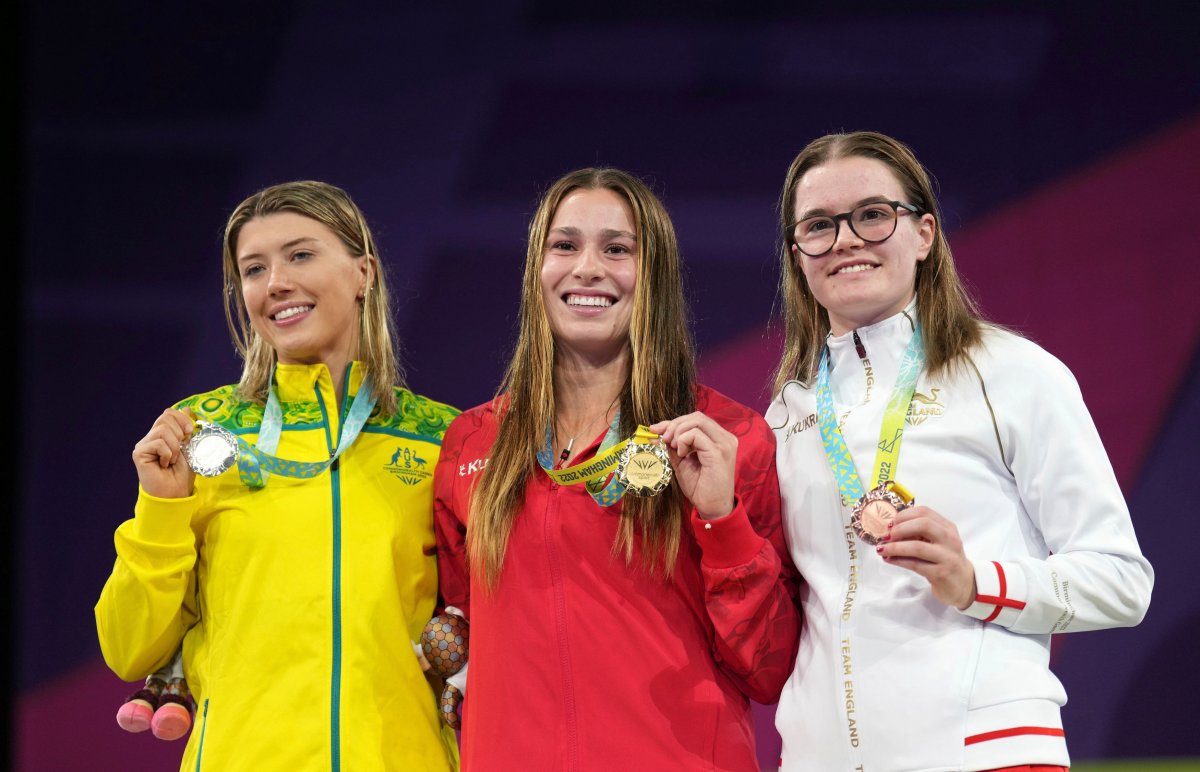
top-left (385, 445), bottom-right (433, 485)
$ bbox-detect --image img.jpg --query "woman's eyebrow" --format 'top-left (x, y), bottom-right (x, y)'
top-left (796, 195), bottom-right (892, 222)
top-left (237, 236), bottom-right (320, 262)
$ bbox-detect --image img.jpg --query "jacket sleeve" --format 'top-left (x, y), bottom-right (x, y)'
top-left (693, 412), bottom-right (802, 704)
top-left (94, 487), bottom-right (201, 681)
top-left (958, 340), bottom-right (1153, 633)
top-left (433, 413), bottom-right (477, 622)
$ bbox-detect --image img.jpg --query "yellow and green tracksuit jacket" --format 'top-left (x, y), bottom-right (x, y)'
top-left (96, 362), bottom-right (460, 771)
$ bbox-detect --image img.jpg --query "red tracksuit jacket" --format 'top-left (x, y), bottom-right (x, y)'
top-left (434, 385), bottom-right (802, 771)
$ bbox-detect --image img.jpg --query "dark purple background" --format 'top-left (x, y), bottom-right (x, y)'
top-left (18, 3), bottom-right (1200, 769)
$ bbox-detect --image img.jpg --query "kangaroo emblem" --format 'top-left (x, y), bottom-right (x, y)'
top-left (386, 442), bottom-right (433, 486)
top-left (389, 446), bottom-right (429, 471)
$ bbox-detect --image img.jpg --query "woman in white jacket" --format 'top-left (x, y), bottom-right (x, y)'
top-left (765, 130), bottom-right (1152, 772)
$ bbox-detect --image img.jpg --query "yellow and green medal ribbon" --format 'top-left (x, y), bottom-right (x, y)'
top-left (815, 327), bottom-right (924, 506)
top-left (538, 419), bottom-right (661, 506)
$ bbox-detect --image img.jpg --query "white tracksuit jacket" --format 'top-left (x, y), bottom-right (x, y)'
top-left (766, 306), bottom-right (1152, 772)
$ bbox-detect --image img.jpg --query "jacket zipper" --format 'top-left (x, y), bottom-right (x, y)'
top-left (194, 698), bottom-right (209, 771)
top-left (544, 483), bottom-right (580, 770)
top-left (316, 377), bottom-right (346, 772)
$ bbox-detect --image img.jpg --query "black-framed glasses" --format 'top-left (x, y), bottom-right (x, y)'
top-left (787, 200), bottom-right (922, 258)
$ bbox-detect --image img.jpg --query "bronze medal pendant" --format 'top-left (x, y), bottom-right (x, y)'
top-left (851, 482), bottom-right (912, 545)
top-left (184, 421), bottom-right (240, 477)
top-left (616, 440), bottom-right (673, 497)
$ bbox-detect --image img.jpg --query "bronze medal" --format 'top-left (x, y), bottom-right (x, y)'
top-left (851, 482), bottom-right (912, 545)
top-left (184, 421), bottom-right (240, 477)
top-left (615, 440), bottom-right (673, 497)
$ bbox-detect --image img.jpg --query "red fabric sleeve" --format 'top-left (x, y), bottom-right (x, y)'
top-left (433, 410), bottom-right (486, 622)
top-left (692, 389), bottom-right (802, 704)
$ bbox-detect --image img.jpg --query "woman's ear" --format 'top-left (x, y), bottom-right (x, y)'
top-left (915, 214), bottom-right (936, 262)
top-left (358, 255), bottom-right (377, 299)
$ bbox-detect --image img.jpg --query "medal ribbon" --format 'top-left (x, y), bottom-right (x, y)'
top-left (816, 326), bottom-right (925, 505)
top-left (821, 327), bottom-right (922, 768)
top-left (236, 371), bottom-right (378, 488)
top-left (538, 420), bottom-right (660, 506)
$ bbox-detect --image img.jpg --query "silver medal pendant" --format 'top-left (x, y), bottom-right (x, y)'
top-left (184, 421), bottom-right (240, 477)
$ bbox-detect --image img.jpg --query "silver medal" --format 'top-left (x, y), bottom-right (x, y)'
top-left (184, 421), bottom-right (240, 477)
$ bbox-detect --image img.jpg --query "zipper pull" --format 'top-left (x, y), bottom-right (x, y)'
top-left (852, 330), bottom-right (867, 360)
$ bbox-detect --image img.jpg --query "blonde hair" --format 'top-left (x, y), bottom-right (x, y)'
top-left (773, 131), bottom-right (984, 393)
top-left (221, 180), bottom-right (402, 414)
top-left (468, 168), bottom-right (696, 591)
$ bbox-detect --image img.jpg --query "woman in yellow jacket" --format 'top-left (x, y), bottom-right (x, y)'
top-left (95, 181), bottom-right (460, 771)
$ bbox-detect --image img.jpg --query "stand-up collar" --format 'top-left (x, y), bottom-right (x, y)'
top-left (272, 361), bottom-right (365, 404)
top-left (825, 302), bottom-right (918, 407)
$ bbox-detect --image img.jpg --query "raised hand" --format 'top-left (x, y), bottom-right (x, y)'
top-left (648, 412), bottom-right (737, 520)
top-left (132, 408), bottom-right (197, 499)
top-left (877, 505), bottom-right (977, 609)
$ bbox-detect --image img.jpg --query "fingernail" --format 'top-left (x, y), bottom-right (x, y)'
top-left (887, 521), bottom-right (895, 529)
top-left (875, 544), bottom-right (884, 554)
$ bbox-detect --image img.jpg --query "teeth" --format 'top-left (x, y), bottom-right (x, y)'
top-left (566, 295), bottom-right (614, 307)
top-left (836, 264), bottom-right (876, 275)
top-left (274, 305), bottom-right (313, 321)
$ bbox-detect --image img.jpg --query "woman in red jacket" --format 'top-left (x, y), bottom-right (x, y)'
top-left (433, 167), bottom-right (801, 770)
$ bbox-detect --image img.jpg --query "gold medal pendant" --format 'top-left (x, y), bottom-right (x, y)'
top-left (615, 439), bottom-right (673, 497)
top-left (851, 481), bottom-right (914, 545)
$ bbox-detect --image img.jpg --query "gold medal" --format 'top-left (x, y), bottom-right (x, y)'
top-left (615, 439), bottom-right (673, 497)
top-left (184, 421), bottom-right (240, 477)
top-left (851, 481), bottom-right (914, 545)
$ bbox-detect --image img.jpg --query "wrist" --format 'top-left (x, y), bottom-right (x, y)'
top-left (954, 566), bottom-right (978, 610)
top-left (697, 496), bottom-right (735, 521)
top-left (141, 484), bottom-right (192, 500)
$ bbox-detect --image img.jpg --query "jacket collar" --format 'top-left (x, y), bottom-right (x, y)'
top-left (825, 300), bottom-right (917, 404)
top-left (272, 361), bottom-right (365, 404)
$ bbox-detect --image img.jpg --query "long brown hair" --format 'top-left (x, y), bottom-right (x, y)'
top-left (772, 131), bottom-right (984, 393)
top-left (221, 180), bottom-right (402, 414)
top-left (468, 168), bottom-right (696, 591)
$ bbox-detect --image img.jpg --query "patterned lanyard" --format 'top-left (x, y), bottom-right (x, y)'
top-left (815, 326), bottom-right (924, 505)
top-left (537, 412), bottom-right (628, 506)
top-left (236, 370), bottom-right (377, 488)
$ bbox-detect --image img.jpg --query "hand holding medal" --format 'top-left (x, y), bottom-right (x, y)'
top-left (877, 504), bottom-right (978, 610)
top-left (649, 412), bottom-right (737, 519)
top-left (131, 407), bottom-right (198, 499)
